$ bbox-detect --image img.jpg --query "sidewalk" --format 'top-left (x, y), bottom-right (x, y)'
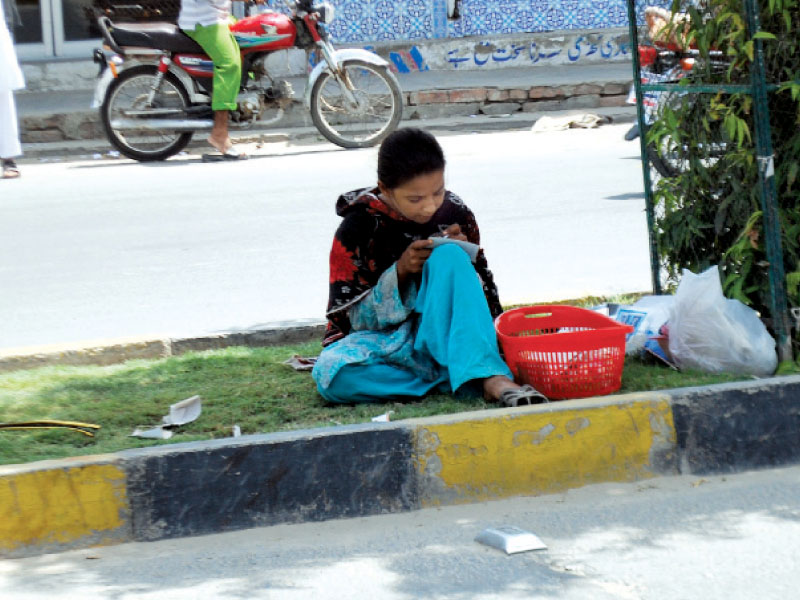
top-left (15, 62), bottom-right (636, 156)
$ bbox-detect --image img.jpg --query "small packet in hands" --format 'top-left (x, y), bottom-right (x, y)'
top-left (429, 236), bottom-right (479, 262)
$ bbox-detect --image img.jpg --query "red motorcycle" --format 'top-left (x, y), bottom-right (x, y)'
top-left (92, 0), bottom-right (403, 161)
top-left (625, 5), bottom-right (729, 177)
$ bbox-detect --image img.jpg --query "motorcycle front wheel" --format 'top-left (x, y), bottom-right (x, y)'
top-left (647, 129), bottom-right (728, 179)
top-left (648, 138), bottom-right (685, 178)
top-left (101, 65), bottom-right (193, 161)
top-left (646, 88), bottom-right (727, 179)
top-left (309, 60), bottom-right (403, 148)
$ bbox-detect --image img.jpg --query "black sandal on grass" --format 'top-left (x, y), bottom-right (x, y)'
top-left (2, 159), bottom-right (20, 179)
top-left (498, 384), bottom-right (549, 408)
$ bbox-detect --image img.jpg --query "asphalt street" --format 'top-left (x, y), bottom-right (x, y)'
top-left (0, 123), bottom-right (651, 349)
top-left (2, 465), bottom-right (798, 599)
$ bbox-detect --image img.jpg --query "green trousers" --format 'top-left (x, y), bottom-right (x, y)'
top-left (184, 22), bottom-right (241, 111)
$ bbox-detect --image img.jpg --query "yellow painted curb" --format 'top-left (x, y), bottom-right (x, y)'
top-left (413, 395), bottom-right (676, 505)
top-left (0, 459), bottom-right (130, 555)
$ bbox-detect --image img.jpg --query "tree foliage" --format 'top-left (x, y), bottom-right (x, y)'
top-left (646, 0), bottom-right (800, 334)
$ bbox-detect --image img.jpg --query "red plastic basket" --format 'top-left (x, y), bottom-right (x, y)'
top-left (495, 305), bottom-right (634, 400)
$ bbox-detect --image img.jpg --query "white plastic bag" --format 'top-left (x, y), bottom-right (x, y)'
top-left (668, 266), bottom-right (778, 376)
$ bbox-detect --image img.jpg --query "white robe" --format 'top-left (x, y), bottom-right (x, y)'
top-left (1, 0), bottom-right (24, 158)
top-left (0, 0), bottom-right (24, 92)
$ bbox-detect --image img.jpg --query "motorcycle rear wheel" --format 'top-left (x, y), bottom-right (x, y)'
top-left (102, 65), bottom-right (193, 162)
top-left (310, 60), bottom-right (402, 148)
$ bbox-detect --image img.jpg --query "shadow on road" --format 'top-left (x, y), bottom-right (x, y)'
top-left (604, 192), bottom-right (644, 201)
top-left (66, 145), bottom-right (352, 170)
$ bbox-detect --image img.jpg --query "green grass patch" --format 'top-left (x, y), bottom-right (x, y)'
top-left (0, 338), bottom-right (751, 466)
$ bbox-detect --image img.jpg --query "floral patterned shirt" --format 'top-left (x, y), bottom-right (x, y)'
top-left (322, 186), bottom-right (502, 346)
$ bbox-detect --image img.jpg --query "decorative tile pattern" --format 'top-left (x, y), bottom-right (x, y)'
top-left (326, 0), bottom-right (671, 44)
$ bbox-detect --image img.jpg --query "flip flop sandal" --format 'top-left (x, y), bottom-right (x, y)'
top-left (2, 159), bottom-right (20, 179)
top-left (222, 146), bottom-right (248, 160)
top-left (498, 384), bottom-right (549, 408)
top-left (202, 145), bottom-right (248, 162)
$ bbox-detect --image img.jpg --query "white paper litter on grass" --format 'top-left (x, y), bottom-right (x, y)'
top-left (475, 526), bottom-right (548, 554)
top-left (282, 355), bottom-right (317, 371)
top-left (130, 395), bottom-right (202, 438)
top-left (130, 426), bottom-right (174, 440)
top-left (371, 411), bottom-right (394, 423)
top-left (162, 395), bottom-right (202, 426)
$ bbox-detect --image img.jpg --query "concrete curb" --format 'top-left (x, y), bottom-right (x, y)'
top-left (20, 106), bottom-right (636, 162)
top-left (3, 375), bottom-right (800, 558)
top-left (0, 321), bottom-right (326, 373)
top-left (17, 63), bottom-right (635, 153)
top-left (18, 105), bottom-right (639, 160)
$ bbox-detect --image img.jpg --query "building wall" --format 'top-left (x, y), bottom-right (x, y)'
top-left (375, 28), bottom-right (636, 73)
top-left (327, 0), bottom-right (671, 44)
top-left (18, 0), bottom-right (672, 91)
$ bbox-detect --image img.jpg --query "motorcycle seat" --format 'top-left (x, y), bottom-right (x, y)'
top-left (111, 21), bottom-right (204, 54)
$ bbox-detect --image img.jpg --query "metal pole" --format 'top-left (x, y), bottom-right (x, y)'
top-left (625, 0), bottom-right (662, 295)
top-left (743, 0), bottom-right (792, 362)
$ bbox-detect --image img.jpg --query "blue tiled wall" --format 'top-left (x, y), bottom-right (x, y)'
top-left (326, 0), bottom-right (672, 43)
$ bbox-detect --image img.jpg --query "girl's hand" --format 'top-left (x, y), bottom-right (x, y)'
top-left (397, 239), bottom-right (433, 285)
top-left (441, 223), bottom-right (467, 241)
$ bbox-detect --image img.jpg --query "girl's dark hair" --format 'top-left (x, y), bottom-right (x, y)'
top-left (377, 127), bottom-right (446, 189)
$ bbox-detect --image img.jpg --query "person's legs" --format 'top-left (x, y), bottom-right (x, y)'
top-left (314, 245), bottom-right (544, 405)
top-left (1, 90), bottom-right (22, 178)
top-left (413, 244), bottom-right (514, 393)
top-left (317, 362), bottom-right (447, 404)
top-left (185, 23), bottom-right (244, 156)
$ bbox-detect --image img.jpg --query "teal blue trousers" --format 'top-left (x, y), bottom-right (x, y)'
top-left (316, 243), bottom-right (512, 403)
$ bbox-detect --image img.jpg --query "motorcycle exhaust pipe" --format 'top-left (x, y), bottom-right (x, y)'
top-left (110, 110), bottom-right (285, 132)
top-left (109, 118), bottom-right (214, 132)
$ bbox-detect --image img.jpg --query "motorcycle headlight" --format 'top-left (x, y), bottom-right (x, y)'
top-left (315, 2), bottom-right (335, 24)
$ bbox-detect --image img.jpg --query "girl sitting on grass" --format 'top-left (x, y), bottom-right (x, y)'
top-left (312, 127), bottom-right (547, 407)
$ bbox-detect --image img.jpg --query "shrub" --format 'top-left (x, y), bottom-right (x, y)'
top-left (645, 0), bottom-right (800, 341)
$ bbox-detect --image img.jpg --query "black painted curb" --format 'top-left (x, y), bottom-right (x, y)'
top-left (121, 425), bottom-right (418, 542)
top-left (669, 377), bottom-right (800, 475)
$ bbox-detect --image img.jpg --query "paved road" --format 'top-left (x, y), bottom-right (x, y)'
top-left (0, 124), bottom-right (650, 349)
top-left (2, 465), bottom-right (799, 599)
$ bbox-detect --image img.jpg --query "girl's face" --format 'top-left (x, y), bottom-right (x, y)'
top-left (379, 170), bottom-right (446, 224)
